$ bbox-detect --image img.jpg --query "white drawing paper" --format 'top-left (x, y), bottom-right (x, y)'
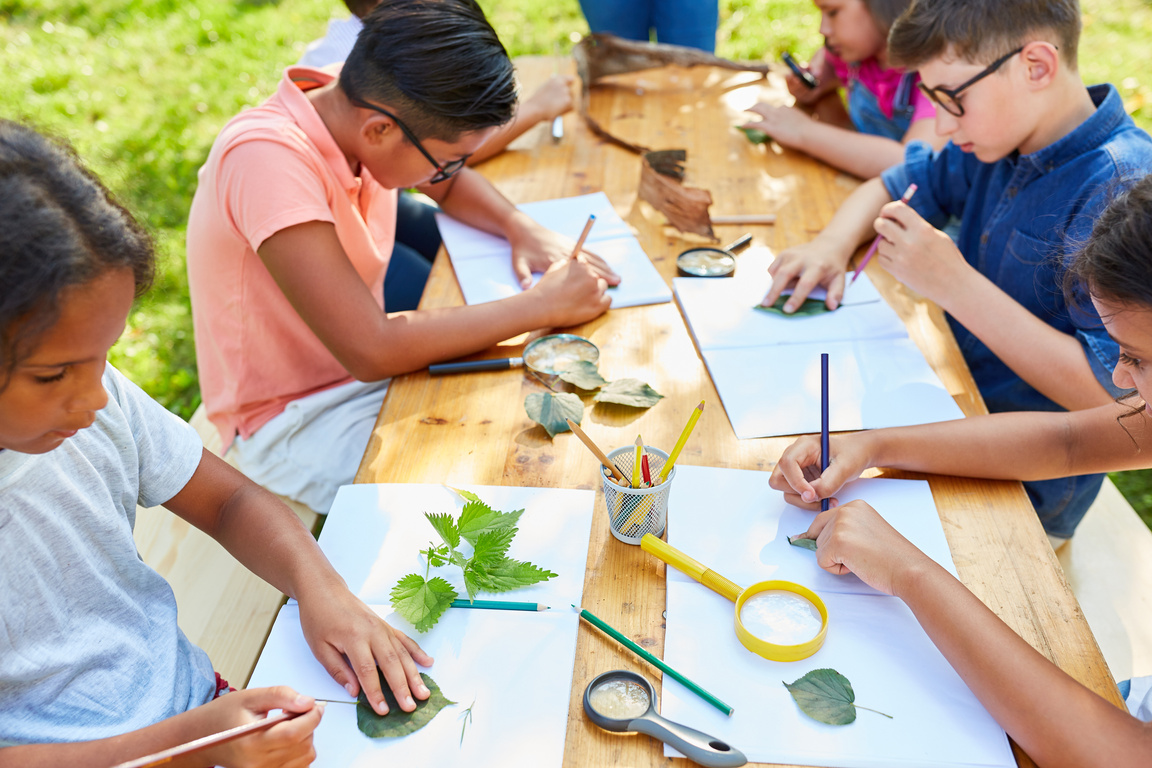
top-left (657, 466), bottom-right (1015, 768)
top-left (674, 270), bottom-right (964, 439)
top-left (437, 192), bottom-right (672, 308)
top-left (252, 483), bottom-right (596, 768)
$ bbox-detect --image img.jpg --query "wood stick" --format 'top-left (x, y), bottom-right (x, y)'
top-left (566, 418), bottom-right (629, 486)
top-left (710, 214), bottom-right (777, 225)
top-left (110, 711), bottom-right (299, 768)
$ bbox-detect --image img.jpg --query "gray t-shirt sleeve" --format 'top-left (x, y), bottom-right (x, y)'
top-left (103, 366), bottom-right (203, 509)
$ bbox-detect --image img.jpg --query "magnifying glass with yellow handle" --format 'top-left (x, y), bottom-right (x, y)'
top-left (641, 534), bottom-right (828, 662)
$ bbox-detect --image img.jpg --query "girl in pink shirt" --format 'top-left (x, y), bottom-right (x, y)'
top-left (742, 0), bottom-right (947, 178)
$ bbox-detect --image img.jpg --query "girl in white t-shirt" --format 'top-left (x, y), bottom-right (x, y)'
top-left (770, 175), bottom-right (1152, 767)
top-left (0, 120), bottom-right (432, 766)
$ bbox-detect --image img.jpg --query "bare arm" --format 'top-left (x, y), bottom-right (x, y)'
top-left (805, 502), bottom-right (1152, 768)
top-left (165, 450), bottom-right (435, 716)
top-left (770, 402), bottom-right (1149, 507)
top-left (0, 688), bottom-right (320, 768)
top-left (760, 176), bottom-right (891, 311)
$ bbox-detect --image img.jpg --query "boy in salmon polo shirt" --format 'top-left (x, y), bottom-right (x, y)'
top-left (757, 0), bottom-right (1152, 545)
top-left (187, 0), bottom-right (619, 514)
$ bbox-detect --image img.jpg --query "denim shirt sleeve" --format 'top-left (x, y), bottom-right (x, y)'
top-left (881, 141), bottom-right (974, 229)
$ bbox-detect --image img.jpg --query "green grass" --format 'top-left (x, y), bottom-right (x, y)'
top-left (3, 0), bottom-right (1152, 525)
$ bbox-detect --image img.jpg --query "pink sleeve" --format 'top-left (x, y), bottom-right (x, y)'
top-left (217, 139), bottom-right (338, 253)
top-left (823, 48), bottom-right (851, 86)
top-left (909, 75), bottom-right (937, 122)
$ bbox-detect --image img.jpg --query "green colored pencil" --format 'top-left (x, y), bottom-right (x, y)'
top-left (450, 599), bottom-right (548, 611)
top-left (572, 604), bottom-right (734, 716)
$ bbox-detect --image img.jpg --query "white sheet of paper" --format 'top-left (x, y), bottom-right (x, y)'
top-left (666, 467), bottom-right (958, 595)
top-left (313, 483), bottom-right (593, 607)
top-left (437, 192), bottom-right (672, 308)
top-left (658, 466), bottom-right (1014, 768)
top-left (248, 604), bottom-right (580, 768)
top-left (674, 272), bottom-right (906, 350)
top-left (252, 483), bottom-right (596, 767)
top-left (700, 338), bottom-right (965, 439)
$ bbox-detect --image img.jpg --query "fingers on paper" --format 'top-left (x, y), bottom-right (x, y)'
top-left (314, 642), bottom-right (363, 702)
top-left (512, 254), bottom-right (534, 289)
top-left (579, 248), bottom-right (621, 284)
top-left (369, 630), bottom-right (426, 712)
top-left (394, 627), bottom-right (434, 669)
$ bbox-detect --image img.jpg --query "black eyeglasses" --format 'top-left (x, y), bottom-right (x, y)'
top-left (349, 97), bottom-right (468, 184)
top-left (917, 47), bottom-right (1025, 117)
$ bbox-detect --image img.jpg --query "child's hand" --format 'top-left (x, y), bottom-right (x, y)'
top-left (872, 199), bottom-right (973, 306)
top-left (769, 433), bottom-right (873, 510)
top-left (202, 687), bottom-right (321, 768)
top-left (523, 74), bottom-right (576, 121)
top-left (759, 237), bottom-right (851, 312)
top-left (785, 48), bottom-right (838, 105)
top-left (743, 103), bottom-right (813, 149)
top-left (800, 500), bottom-right (931, 597)
top-left (505, 214), bottom-right (621, 290)
top-left (532, 257), bottom-right (613, 326)
top-left (297, 589), bottom-right (434, 717)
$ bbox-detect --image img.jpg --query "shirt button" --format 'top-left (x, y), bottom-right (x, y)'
top-left (980, 234), bottom-right (989, 245)
top-left (1007, 187), bottom-right (1017, 197)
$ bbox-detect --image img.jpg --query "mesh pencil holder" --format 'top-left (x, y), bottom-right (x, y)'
top-left (602, 446), bottom-right (676, 545)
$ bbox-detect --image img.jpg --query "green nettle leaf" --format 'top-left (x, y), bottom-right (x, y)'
top-left (470, 528), bottom-right (516, 567)
top-left (783, 668), bottom-right (892, 725)
top-left (525, 391), bottom-right (584, 437)
top-left (458, 500), bottom-right (524, 545)
top-left (446, 486), bottom-right (482, 503)
top-left (593, 379), bottom-right (665, 408)
top-left (754, 296), bottom-right (833, 317)
top-left (425, 512), bottom-right (460, 549)
top-left (423, 543), bottom-right (449, 568)
top-left (558, 360), bottom-right (609, 390)
top-left (357, 670), bottom-right (456, 738)
top-left (788, 534), bottom-right (818, 552)
top-left (469, 557), bottom-right (557, 592)
top-left (738, 125), bottom-right (771, 144)
top-left (390, 574), bottom-right (457, 633)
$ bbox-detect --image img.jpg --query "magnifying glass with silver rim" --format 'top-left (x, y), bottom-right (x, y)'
top-left (676, 234), bottom-right (754, 278)
top-left (428, 333), bottom-right (599, 376)
top-left (583, 669), bottom-right (747, 767)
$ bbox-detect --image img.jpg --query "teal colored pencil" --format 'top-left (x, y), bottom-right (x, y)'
top-left (450, 599), bottom-right (548, 611)
top-left (573, 605), bottom-right (734, 716)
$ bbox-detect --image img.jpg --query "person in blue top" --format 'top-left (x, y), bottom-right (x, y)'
top-left (758, 0), bottom-right (1152, 545)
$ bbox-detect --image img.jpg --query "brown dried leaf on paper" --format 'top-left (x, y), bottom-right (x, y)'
top-left (639, 151), bottom-right (716, 240)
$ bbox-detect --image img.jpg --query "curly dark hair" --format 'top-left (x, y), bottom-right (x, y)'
top-left (0, 120), bottom-right (154, 387)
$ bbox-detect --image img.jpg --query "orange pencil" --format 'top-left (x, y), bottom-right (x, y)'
top-left (570, 214), bottom-right (596, 259)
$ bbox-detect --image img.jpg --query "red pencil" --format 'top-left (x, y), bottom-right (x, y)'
top-left (641, 452), bottom-right (652, 487)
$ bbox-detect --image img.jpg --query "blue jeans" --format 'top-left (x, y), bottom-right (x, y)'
top-left (578, 0), bottom-right (718, 52)
top-left (383, 193), bottom-right (441, 312)
top-left (847, 72), bottom-right (915, 141)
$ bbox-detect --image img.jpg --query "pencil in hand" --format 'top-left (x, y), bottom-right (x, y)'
top-left (569, 214), bottom-right (596, 260)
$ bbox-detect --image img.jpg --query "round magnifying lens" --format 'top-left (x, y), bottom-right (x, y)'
top-left (677, 248), bottom-right (737, 277)
top-left (523, 333), bottom-right (600, 375)
top-left (588, 675), bottom-right (652, 720)
top-left (739, 589), bottom-right (824, 645)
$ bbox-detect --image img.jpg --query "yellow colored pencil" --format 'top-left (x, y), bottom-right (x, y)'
top-left (632, 434), bottom-right (643, 489)
top-left (659, 400), bottom-right (704, 481)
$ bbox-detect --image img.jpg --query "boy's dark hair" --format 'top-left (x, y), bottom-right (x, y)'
top-left (344, 0), bottom-right (380, 19)
top-left (1067, 175), bottom-right (1152, 312)
top-left (888, 0), bottom-right (1080, 69)
top-left (0, 120), bottom-right (154, 384)
top-left (862, 0), bottom-right (914, 36)
top-left (339, 0), bottom-right (517, 142)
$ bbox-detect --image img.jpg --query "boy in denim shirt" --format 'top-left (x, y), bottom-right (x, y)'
top-left (759, 0), bottom-right (1152, 543)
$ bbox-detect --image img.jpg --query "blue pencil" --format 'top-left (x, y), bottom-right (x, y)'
top-left (821, 353), bottom-right (830, 512)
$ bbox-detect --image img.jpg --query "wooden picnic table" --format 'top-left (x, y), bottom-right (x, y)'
top-left (354, 56), bottom-right (1122, 768)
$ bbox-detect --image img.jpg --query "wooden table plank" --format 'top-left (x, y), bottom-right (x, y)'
top-left (357, 56), bottom-right (1121, 768)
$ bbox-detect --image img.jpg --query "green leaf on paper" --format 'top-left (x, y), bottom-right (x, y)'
top-left (425, 512), bottom-right (460, 550)
top-left (558, 360), bottom-right (610, 390)
top-left (458, 500), bottom-right (523, 546)
top-left (788, 534), bottom-right (818, 552)
top-left (422, 543), bottom-right (450, 568)
top-left (738, 125), bottom-right (771, 144)
top-left (754, 296), bottom-right (832, 317)
top-left (445, 485), bottom-right (482, 503)
top-left (470, 528), bottom-right (516, 567)
top-left (357, 670), bottom-right (456, 738)
top-left (783, 668), bottom-right (892, 725)
top-left (469, 557), bottom-right (557, 593)
top-left (593, 379), bottom-right (665, 408)
top-left (390, 574), bottom-right (457, 633)
top-left (525, 391), bottom-right (584, 437)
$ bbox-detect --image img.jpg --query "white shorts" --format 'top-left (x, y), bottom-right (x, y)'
top-left (228, 378), bottom-right (390, 514)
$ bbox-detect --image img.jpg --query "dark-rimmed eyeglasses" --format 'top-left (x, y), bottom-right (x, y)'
top-left (917, 47), bottom-right (1025, 117)
top-left (349, 98), bottom-right (469, 184)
